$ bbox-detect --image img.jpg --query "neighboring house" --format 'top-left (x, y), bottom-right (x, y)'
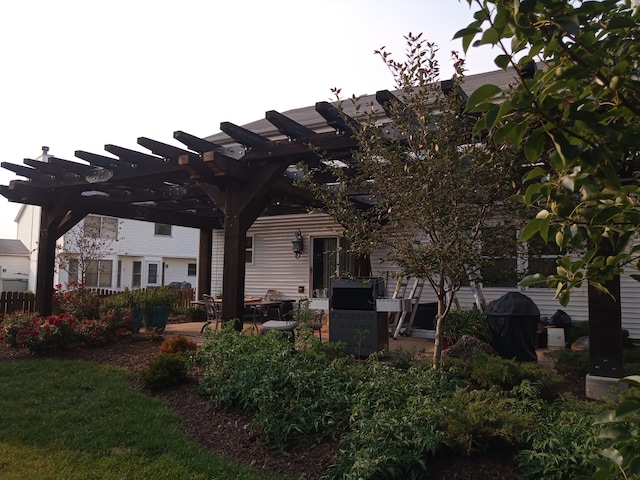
top-left (0, 239), bottom-right (30, 292)
top-left (14, 148), bottom-right (199, 292)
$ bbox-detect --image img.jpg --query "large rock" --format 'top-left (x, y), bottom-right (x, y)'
top-left (442, 335), bottom-right (497, 362)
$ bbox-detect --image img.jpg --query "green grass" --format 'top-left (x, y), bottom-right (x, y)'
top-left (0, 359), bottom-right (287, 480)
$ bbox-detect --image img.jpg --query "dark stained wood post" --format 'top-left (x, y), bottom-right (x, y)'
top-left (35, 209), bottom-right (58, 316)
top-left (221, 179), bottom-right (248, 330)
top-left (197, 227), bottom-right (213, 299)
top-left (589, 238), bottom-right (624, 377)
top-left (35, 204), bottom-right (85, 315)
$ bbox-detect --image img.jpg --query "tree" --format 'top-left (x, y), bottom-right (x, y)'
top-left (57, 215), bottom-right (120, 287)
top-left (456, 0), bottom-right (640, 376)
top-left (302, 35), bottom-right (523, 368)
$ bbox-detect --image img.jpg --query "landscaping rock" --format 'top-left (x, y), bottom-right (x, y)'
top-left (571, 335), bottom-right (589, 352)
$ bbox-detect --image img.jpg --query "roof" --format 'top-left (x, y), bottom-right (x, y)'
top-left (206, 65), bottom-right (525, 145)
top-left (0, 239), bottom-right (29, 256)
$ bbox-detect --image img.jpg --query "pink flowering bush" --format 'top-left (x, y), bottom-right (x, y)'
top-left (13, 313), bottom-right (75, 354)
top-left (0, 308), bottom-right (131, 354)
top-left (0, 311), bottom-right (39, 346)
top-left (52, 282), bottom-right (103, 320)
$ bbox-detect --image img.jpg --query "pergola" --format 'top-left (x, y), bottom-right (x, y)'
top-left (0, 72), bottom-right (485, 327)
top-left (0, 93), bottom-right (405, 324)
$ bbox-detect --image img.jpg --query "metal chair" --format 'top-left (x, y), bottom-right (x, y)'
top-left (200, 294), bottom-right (222, 333)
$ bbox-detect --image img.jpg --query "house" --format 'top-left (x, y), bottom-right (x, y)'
top-left (201, 68), bottom-right (640, 340)
top-left (0, 238), bottom-right (30, 292)
top-left (14, 148), bottom-right (199, 292)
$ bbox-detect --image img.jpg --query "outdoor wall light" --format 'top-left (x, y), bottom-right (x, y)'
top-left (291, 229), bottom-right (303, 259)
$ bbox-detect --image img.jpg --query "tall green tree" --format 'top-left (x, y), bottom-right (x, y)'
top-left (302, 35), bottom-right (522, 368)
top-left (456, 0), bottom-right (640, 376)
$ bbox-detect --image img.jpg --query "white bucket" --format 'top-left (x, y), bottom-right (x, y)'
top-left (547, 327), bottom-right (566, 350)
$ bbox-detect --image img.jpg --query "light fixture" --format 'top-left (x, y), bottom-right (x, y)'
top-left (84, 167), bottom-right (113, 183)
top-left (291, 229), bottom-right (303, 259)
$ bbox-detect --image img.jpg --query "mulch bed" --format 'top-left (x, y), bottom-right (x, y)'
top-left (0, 335), bottom-right (527, 479)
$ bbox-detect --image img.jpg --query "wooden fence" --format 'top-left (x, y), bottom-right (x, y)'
top-left (0, 287), bottom-right (196, 315)
top-left (0, 291), bottom-right (36, 315)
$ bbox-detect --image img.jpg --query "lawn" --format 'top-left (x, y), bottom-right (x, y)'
top-left (0, 359), bottom-right (287, 480)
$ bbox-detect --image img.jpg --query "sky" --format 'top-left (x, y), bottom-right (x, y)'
top-left (0, 0), bottom-right (499, 239)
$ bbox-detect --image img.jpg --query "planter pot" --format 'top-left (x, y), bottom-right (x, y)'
top-left (131, 306), bottom-right (145, 333)
top-left (147, 305), bottom-right (168, 332)
top-left (130, 305), bottom-right (168, 332)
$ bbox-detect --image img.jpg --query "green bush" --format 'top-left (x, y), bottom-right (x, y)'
top-left (515, 396), bottom-right (604, 479)
top-left (52, 282), bottom-right (103, 320)
top-left (138, 353), bottom-right (189, 390)
top-left (442, 307), bottom-right (492, 344)
top-left (591, 376), bottom-right (640, 479)
top-left (194, 324), bottom-right (356, 453)
top-left (470, 352), bottom-right (564, 395)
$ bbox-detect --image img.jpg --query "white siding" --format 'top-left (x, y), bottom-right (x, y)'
top-left (211, 213), bottom-right (344, 299)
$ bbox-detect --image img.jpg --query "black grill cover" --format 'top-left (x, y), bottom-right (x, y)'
top-left (487, 292), bottom-right (540, 362)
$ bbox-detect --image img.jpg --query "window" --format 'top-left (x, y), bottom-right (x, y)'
top-left (526, 236), bottom-right (563, 287)
top-left (85, 260), bottom-right (112, 287)
top-left (84, 215), bottom-right (118, 239)
top-left (154, 223), bottom-right (172, 236)
top-left (132, 261), bottom-right (142, 287)
top-left (117, 260), bottom-right (122, 288)
top-left (68, 258), bottom-right (79, 283)
top-left (147, 263), bottom-right (159, 285)
top-left (480, 226), bottom-right (518, 287)
top-left (187, 263), bottom-right (197, 276)
top-left (245, 236), bottom-right (254, 264)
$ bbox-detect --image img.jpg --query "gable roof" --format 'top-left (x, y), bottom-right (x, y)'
top-left (0, 239), bottom-right (29, 256)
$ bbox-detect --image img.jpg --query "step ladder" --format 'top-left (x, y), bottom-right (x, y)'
top-left (387, 276), bottom-right (408, 337)
top-left (391, 277), bottom-right (425, 339)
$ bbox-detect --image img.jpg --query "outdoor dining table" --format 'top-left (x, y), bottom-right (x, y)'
top-left (192, 297), bottom-right (297, 332)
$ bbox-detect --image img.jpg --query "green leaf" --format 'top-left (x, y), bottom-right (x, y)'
top-left (519, 218), bottom-right (541, 242)
top-left (519, 273), bottom-right (547, 286)
top-left (494, 54), bottom-right (511, 69)
top-left (539, 214), bottom-right (550, 242)
top-left (524, 130), bottom-right (546, 163)
top-left (465, 84), bottom-right (502, 112)
top-left (600, 447), bottom-right (624, 466)
top-left (595, 409), bottom-right (616, 424)
top-left (615, 400), bottom-right (640, 418)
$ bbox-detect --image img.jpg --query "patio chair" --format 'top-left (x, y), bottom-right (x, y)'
top-left (262, 289), bottom-right (282, 321)
top-left (200, 294), bottom-right (222, 334)
top-left (309, 310), bottom-right (325, 341)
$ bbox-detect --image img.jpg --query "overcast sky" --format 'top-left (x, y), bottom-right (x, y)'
top-left (0, 0), bottom-right (498, 239)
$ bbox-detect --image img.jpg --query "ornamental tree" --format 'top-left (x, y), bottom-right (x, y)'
top-left (301, 34), bottom-right (523, 368)
top-left (456, 0), bottom-right (640, 376)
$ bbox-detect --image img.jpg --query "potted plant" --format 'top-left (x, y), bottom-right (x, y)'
top-left (107, 287), bottom-right (178, 332)
top-left (442, 307), bottom-right (492, 346)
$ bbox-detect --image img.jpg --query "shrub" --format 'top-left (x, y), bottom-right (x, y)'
top-left (16, 313), bottom-right (76, 354)
top-left (52, 282), bottom-right (103, 320)
top-left (138, 353), bottom-right (189, 390)
top-left (442, 308), bottom-right (492, 344)
top-left (195, 324), bottom-right (356, 453)
top-left (159, 334), bottom-right (198, 355)
top-left (515, 396), bottom-right (604, 479)
top-left (470, 352), bottom-right (564, 395)
top-left (0, 311), bottom-right (39, 346)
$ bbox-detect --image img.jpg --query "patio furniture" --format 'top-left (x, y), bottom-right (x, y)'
top-left (200, 294), bottom-right (222, 334)
top-left (261, 319), bottom-right (299, 342)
